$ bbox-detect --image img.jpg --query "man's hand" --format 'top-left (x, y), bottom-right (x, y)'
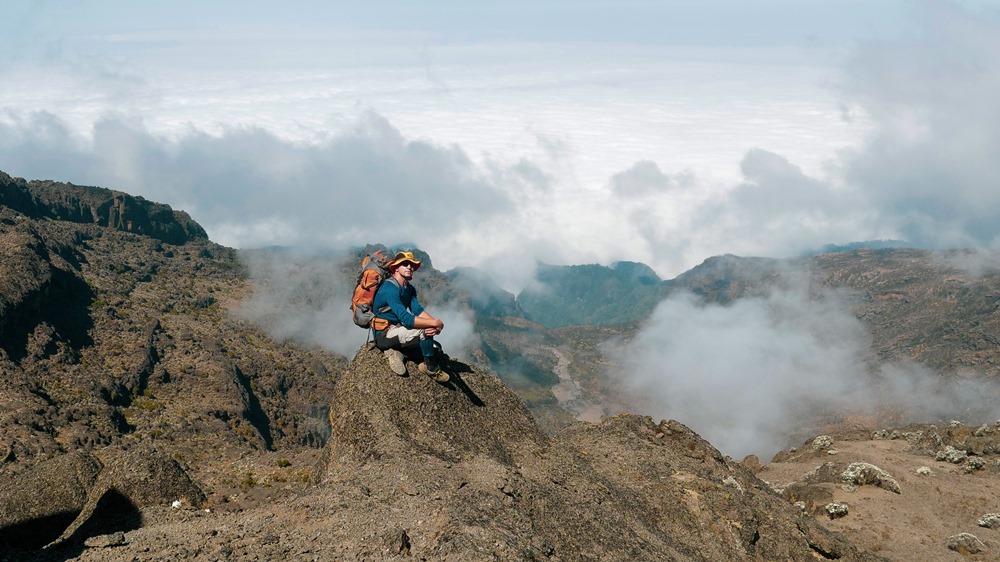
top-left (424, 318), bottom-right (444, 336)
top-left (415, 313), bottom-right (444, 335)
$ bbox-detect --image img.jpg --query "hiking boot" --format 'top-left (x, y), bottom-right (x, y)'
top-left (432, 341), bottom-right (449, 363)
top-left (419, 361), bottom-right (450, 383)
top-left (383, 348), bottom-right (407, 376)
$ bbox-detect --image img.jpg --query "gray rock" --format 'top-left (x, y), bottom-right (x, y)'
top-left (947, 532), bottom-right (985, 554)
top-left (841, 462), bottom-right (901, 494)
top-left (83, 531), bottom-right (127, 548)
top-left (0, 451), bottom-right (102, 549)
top-left (978, 513), bottom-right (1000, 529)
top-left (825, 502), bottom-right (849, 519)
top-left (48, 444), bottom-right (205, 547)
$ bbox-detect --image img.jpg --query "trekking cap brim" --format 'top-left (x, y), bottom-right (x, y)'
top-left (388, 251), bottom-right (421, 271)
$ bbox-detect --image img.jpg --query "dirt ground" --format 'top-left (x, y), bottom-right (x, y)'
top-left (758, 434), bottom-right (1000, 562)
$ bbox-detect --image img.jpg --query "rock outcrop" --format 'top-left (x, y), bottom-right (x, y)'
top-left (0, 171), bottom-right (206, 245)
top-left (318, 346), bottom-right (887, 561)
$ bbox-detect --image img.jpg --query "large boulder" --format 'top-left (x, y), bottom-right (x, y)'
top-left (318, 346), bottom-right (887, 561)
top-left (0, 451), bottom-right (102, 550)
top-left (322, 344), bottom-right (547, 471)
top-left (49, 444), bottom-right (206, 548)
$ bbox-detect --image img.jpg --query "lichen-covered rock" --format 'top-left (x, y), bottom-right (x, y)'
top-left (936, 445), bottom-right (968, 464)
top-left (825, 501), bottom-right (849, 519)
top-left (841, 462), bottom-right (901, 494)
top-left (947, 532), bottom-right (985, 554)
top-left (963, 457), bottom-right (985, 474)
top-left (978, 513), bottom-right (1000, 529)
top-left (811, 435), bottom-right (834, 451)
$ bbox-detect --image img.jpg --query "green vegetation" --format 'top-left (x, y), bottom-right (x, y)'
top-left (517, 262), bottom-right (667, 328)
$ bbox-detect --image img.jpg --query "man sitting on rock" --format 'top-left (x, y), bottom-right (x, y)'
top-left (371, 251), bottom-right (449, 383)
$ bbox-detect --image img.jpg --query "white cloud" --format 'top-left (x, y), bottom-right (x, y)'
top-left (0, 110), bottom-right (520, 252)
top-left (2, 2), bottom-right (998, 281)
top-left (838, 1), bottom-right (1000, 249)
top-left (614, 277), bottom-right (1000, 459)
top-left (609, 160), bottom-right (673, 197)
top-left (237, 249), bottom-right (361, 358)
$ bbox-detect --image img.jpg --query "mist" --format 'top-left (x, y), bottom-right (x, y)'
top-left (237, 249), bottom-right (361, 358)
top-left (237, 249), bottom-right (481, 360)
top-left (614, 278), bottom-right (1000, 459)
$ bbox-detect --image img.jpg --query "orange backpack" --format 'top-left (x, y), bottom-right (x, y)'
top-left (350, 247), bottom-right (392, 329)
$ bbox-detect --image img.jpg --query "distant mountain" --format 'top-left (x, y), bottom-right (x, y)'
top-left (670, 253), bottom-right (785, 304)
top-left (801, 239), bottom-right (910, 256)
top-left (516, 261), bottom-right (667, 327)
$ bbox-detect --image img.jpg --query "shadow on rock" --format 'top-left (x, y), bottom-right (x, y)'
top-left (44, 444), bottom-right (205, 554)
top-left (0, 451), bottom-right (101, 552)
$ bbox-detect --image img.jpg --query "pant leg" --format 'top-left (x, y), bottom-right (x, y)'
top-left (382, 325), bottom-right (435, 359)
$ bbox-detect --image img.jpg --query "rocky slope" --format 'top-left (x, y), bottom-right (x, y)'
top-left (4, 346), bottom-right (887, 561)
top-left (2, 171), bottom-right (998, 560)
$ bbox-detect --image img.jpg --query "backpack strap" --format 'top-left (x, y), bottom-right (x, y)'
top-left (381, 276), bottom-right (403, 309)
top-left (371, 277), bottom-right (403, 332)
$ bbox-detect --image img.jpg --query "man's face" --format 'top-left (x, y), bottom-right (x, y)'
top-left (396, 262), bottom-right (416, 280)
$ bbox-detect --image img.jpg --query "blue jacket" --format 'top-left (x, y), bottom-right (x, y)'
top-left (373, 277), bottom-right (425, 330)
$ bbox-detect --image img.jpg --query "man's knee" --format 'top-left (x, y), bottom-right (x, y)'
top-left (387, 326), bottom-right (424, 347)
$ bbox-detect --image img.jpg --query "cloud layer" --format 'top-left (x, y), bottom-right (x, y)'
top-left (4, 3), bottom-right (998, 282)
top-left (615, 280), bottom-right (1000, 458)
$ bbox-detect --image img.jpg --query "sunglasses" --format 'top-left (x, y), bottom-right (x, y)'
top-left (398, 262), bottom-right (416, 269)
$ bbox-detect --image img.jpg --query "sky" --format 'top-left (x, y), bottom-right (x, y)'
top-left (4, 0), bottom-right (999, 285)
top-left (4, 0), bottom-right (1000, 456)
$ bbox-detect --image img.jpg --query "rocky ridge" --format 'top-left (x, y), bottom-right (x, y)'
top-left (0, 171), bottom-right (206, 246)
